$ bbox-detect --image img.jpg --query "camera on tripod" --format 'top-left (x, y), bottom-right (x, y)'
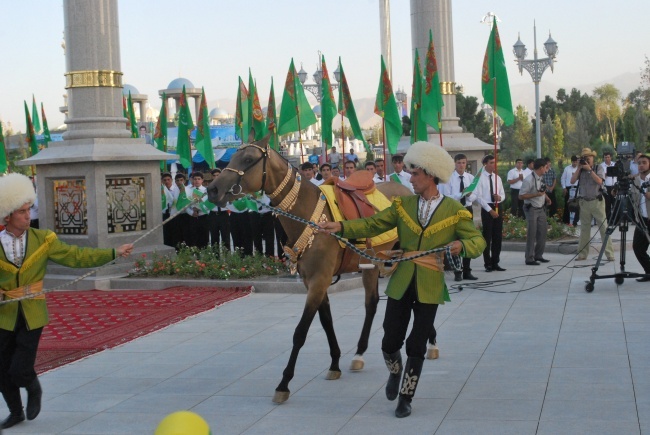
top-left (605, 142), bottom-right (635, 180)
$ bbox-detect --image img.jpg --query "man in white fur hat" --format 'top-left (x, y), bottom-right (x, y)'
top-left (0, 173), bottom-right (134, 429)
top-left (319, 142), bottom-right (486, 418)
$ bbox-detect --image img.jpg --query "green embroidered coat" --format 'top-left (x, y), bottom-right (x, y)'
top-left (0, 228), bottom-right (116, 331)
top-left (341, 195), bottom-right (486, 304)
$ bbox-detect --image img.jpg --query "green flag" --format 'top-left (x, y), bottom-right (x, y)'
top-left (461, 166), bottom-right (483, 197)
top-left (175, 188), bottom-right (191, 211)
top-left (0, 121), bottom-right (8, 173)
top-left (232, 196), bottom-right (259, 212)
top-left (337, 58), bottom-right (370, 152)
top-left (421, 30), bottom-right (445, 132)
top-left (41, 103), bottom-right (51, 147)
top-left (235, 77), bottom-right (249, 142)
top-left (195, 87), bottom-right (215, 169)
top-left (31, 95), bottom-right (41, 134)
top-left (374, 55), bottom-right (402, 154)
top-left (177, 85), bottom-right (194, 170)
top-left (481, 20), bottom-right (514, 126)
top-left (154, 92), bottom-right (168, 171)
top-left (266, 78), bottom-right (279, 150)
top-left (320, 55), bottom-right (337, 149)
top-left (127, 91), bottom-right (139, 138)
top-left (410, 49), bottom-right (428, 144)
top-left (24, 101), bottom-right (39, 156)
top-left (122, 96), bottom-right (131, 133)
top-left (248, 69), bottom-right (266, 140)
top-left (278, 58), bottom-right (317, 136)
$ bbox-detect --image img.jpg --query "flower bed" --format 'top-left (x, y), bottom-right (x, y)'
top-left (501, 211), bottom-right (577, 240)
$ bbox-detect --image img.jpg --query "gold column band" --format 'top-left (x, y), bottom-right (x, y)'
top-left (65, 70), bottom-right (123, 89)
top-left (439, 81), bottom-right (457, 95)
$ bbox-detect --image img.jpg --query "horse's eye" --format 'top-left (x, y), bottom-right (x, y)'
top-left (244, 157), bottom-right (253, 164)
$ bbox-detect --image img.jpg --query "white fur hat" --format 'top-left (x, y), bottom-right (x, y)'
top-left (0, 173), bottom-right (37, 219)
top-left (403, 141), bottom-right (455, 183)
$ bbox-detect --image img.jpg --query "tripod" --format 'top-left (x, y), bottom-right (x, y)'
top-left (585, 184), bottom-right (650, 292)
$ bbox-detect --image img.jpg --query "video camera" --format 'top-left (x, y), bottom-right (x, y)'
top-left (605, 142), bottom-right (635, 180)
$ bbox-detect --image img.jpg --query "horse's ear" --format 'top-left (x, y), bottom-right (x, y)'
top-left (248, 128), bottom-right (256, 143)
top-left (261, 133), bottom-right (271, 146)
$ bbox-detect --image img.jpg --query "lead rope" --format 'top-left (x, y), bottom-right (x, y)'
top-left (0, 195), bottom-right (206, 305)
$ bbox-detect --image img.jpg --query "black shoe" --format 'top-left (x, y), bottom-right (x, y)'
top-left (485, 266), bottom-right (493, 272)
top-left (463, 272), bottom-right (479, 280)
top-left (383, 351), bottom-right (402, 401)
top-left (535, 258), bottom-right (550, 263)
top-left (454, 271), bottom-right (463, 282)
top-left (26, 377), bottom-right (42, 420)
top-left (395, 396), bottom-right (412, 418)
top-left (637, 276), bottom-right (650, 282)
top-left (1, 411), bottom-right (25, 429)
top-left (525, 261), bottom-right (540, 266)
top-left (493, 265), bottom-right (507, 271)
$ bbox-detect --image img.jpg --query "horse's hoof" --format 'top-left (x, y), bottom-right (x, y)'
top-left (272, 390), bottom-right (290, 403)
top-left (426, 344), bottom-right (439, 360)
top-left (326, 370), bottom-right (342, 380)
top-left (349, 355), bottom-right (365, 371)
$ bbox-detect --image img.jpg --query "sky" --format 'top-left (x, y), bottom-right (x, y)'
top-left (1, 0), bottom-right (649, 132)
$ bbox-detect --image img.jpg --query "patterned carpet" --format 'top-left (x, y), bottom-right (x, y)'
top-left (35, 286), bottom-right (251, 373)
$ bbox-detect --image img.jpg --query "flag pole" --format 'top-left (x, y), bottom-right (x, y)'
top-left (382, 117), bottom-right (387, 162)
top-left (437, 113), bottom-right (443, 147)
top-left (493, 77), bottom-right (499, 213)
top-left (341, 113), bottom-right (345, 156)
top-left (295, 102), bottom-right (304, 164)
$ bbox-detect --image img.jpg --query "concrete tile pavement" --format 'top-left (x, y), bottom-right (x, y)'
top-left (5, 240), bottom-right (650, 434)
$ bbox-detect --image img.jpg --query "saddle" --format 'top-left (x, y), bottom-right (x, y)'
top-left (323, 171), bottom-right (378, 221)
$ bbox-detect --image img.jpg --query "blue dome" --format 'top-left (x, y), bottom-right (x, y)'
top-left (167, 77), bottom-right (195, 89)
top-left (209, 107), bottom-right (229, 119)
top-left (312, 104), bottom-right (321, 117)
top-left (122, 84), bottom-right (140, 95)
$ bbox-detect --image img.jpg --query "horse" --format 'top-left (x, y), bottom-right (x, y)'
top-left (207, 134), bottom-right (412, 403)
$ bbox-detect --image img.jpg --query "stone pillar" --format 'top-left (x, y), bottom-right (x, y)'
top-left (379, 0), bottom-right (392, 81)
top-left (193, 97), bottom-right (201, 122)
top-left (138, 101), bottom-right (147, 125)
top-left (18, 0), bottom-right (174, 290)
top-left (410, 0), bottom-right (463, 133)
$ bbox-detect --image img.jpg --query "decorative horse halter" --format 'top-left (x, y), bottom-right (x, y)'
top-left (222, 142), bottom-right (271, 196)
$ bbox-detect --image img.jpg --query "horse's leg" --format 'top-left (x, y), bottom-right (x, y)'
top-left (426, 322), bottom-right (439, 360)
top-left (350, 267), bottom-right (381, 371)
top-left (317, 294), bottom-right (342, 380)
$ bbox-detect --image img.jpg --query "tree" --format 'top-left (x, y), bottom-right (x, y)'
top-left (500, 105), bottom-right (533, 162)
top-left (635, 102), bottom-right (650, 151)
top-left (455, 93), bottom-right (491, 143)
top-left (541, 115), bottom-right (554, 158)
top-left (566, 108), bottom-right (592, 155)
top-left (540, 95), bottom-right (559, 122)
top-left (552, 114), bottom-right (565, 164)
top-left (593, 83), bottom-right (621, 145)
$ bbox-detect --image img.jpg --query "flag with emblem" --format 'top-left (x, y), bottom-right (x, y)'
top-left (320, 55), bottom-right (337, 149)
top-left (24, 101), bottom-right (39, 156)
top-left (235, 77), bottom-right (249, 142)
top-left (248, 69), bottom-right (266, 140)
top-left (278, 58), bottom-right (317, 136)
top-left (266, 78), bottom-right (279, 150)
top-left (195, 87), bottom-right (215, 169)
top-left (421, 30), bottom-right (445, 132)
top-left (337, 58), bottom-right (370, 152)
top-left (154, 92), bottom-right (168, 171)
top-left (410, 49), bottom-right (428, 143)
top-left (31, 95), bottom-right (41, 134)
top-left (41, 103), bottom-right (51, 147)
top-left (176, 85), bottom-right (194, 169)
top-left (481, 20), bottom-right (514, 126)
top-left (127, 91), bottom-right (139, 138)
top-left (374, 55), bottom-right (402, 154)
top-left (0, 121), bottom-right (8, 173)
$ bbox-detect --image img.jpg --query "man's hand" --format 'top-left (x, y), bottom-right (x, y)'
top-left (317, 221), bottom-right (342, 234)
top-left (116, 244), bottom-right (134, 257)
top-left (446, 240), bottom-right (463, 256)
top-left (489, 210), bottom-right (499, 218)
top-left (581, 164), bottom-right (591, 171)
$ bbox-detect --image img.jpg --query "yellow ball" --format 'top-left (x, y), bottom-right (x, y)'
top-left (155, 411), bottom-right (211, 435)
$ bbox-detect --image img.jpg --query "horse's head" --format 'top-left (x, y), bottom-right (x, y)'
top-left (207, 133), bottom-right (271, 206)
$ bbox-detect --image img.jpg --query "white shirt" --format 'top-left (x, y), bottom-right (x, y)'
top-left (418, 194), bottom-right (444, 226)
top-left (640, 173), bottom-right (649, 219)
top-left (475, 170), bottom-right (505, 212)
top-left (389, 171), bottom-right (414, 193)
top-left (373, 173), bottom-right (387, 184)
top-left (163, 185), bottom-right (175, 214)
top-left (440, 171), bottom-right (476, 206)
top-left (601, 161), bottom-right (617, 186)
top-left (0, 229), bottom-right (27, 266)
top-left (309, 177), bottom-right (323, 186)
top-left (630, 161), bottom-right (639, 175)
top-left (507, 167), bottom-right (525, 189)
top-left (561, 164), bottom-right (579, 188)
top-left (185, 185), bottom-right (208, 217)
top-left (522, 168), bottom-right (533, 180)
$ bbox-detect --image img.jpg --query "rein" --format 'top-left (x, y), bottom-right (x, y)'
top-left (222, 143), bottom-right (269, 195)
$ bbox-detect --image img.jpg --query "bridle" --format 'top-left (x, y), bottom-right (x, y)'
top-left (222, 142), bottom-right (270, 195)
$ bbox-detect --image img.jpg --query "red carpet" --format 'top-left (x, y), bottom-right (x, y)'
top-left (35, 286), bottom-right (251, 373)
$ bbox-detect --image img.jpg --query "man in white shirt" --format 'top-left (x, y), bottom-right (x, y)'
top-left (561, 156), bottom-right (580, 226)
top-left (319, 163), bottom-right (332, 182)
top-left (388, 154), bottom-right (414, 192)
top-left (184, 172), bottom-right (209, 248)
top-left (475, 155), bottom-right (506, 272)
top-left (343, 161), bottom-right (356, 179)
top-left (207, 169), bottom-right (231, 250)
top-left (300, 162), bottom-right (322, 186)
top-left (600, 151), bottom-right (617, 220)
top-left (632, 154), bottom-right (650, 282)
top-left (374, 158), bottom-right (387, 183)
top-left (507, 159), bottom-right (525, 217)
top-left (328, 146), bottom-right (342, 167)
top-left (440, 153), bottom-right (479, 281)
top-left (161, 172), bottom-right (177, 247)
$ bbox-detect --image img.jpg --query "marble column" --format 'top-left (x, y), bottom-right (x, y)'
top-left (379, 0), bottom-right (392, 81)
top-left (138, 101), bottom-right (147, 125)
top-left (18, 0), bottom-right (174, 290)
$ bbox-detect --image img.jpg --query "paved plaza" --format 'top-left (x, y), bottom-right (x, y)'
top-left (6, 234), bottom-right (650, 434)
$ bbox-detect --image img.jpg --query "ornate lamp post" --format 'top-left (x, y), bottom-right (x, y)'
top-left (298, 52), bottom-right (340, 102)
top-left (513, 22), bottom-right (558, 158)
top-left (395, 87), bottom-right (407, 117)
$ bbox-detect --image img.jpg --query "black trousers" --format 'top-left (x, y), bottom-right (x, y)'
top-left (510, 189), bottom-right (523, 217)
top-left (0, 312), bottom-right (43, 413)
top-left (382, 279), bottom-right (439, 359)
top-left (171, 213), bottom-right (189, 249)
top-left (481, 205), bottom-right (503, 268)
top-left (633, 218), bottom-right (650, 274)
top-left (547, 189), bottom-right (558, 218)
top-left (250, 213), bottom-right (276, 256)
top-left (562, 189), bottom-right (580, 225)
top-left (230, 212), bottom-right (253, 256)
top-left (185, 214), bottom-right (209, 249)
top-left (604, 186), bottom-right (615, 220)
top-left (208, 211), bottom-right (231, 250)
top-left (462, 205), bottom-right (474, 272)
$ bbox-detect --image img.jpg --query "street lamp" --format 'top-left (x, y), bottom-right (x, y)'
top-left (395, 87), bottom-right (407, 116)
top-left (298, 52), bottom-right (340, 102)
top-left (513, 21), bottom-right (558, 158)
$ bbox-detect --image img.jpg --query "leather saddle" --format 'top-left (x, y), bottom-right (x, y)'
top-left (323, 170), bottom-right (377, 221)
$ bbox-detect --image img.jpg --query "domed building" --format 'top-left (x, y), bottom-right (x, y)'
top-left (122, 84), bottom-right (148, 126)
top-left (209, 106), bottom-right (230, 124)
top-left (158, 78), bottom-right (202, 125)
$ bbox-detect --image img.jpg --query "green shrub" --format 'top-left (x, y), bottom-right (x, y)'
top-left (501, 211), bottom-right (577, 240)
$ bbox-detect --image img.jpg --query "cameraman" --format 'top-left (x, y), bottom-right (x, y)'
top-left (570, 148), bottom-right (615, 261)
top-left (632, 154), bottom-right (650, 282)
top-left (519, 158), bottom-right (552, 265)
top-left (600, 151), bottom-right (617, 219)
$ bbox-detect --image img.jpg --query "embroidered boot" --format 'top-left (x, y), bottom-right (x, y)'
top-left (382, 350), bottom-right (402, 401)
top-left (1, 388), bottom-right (25, 429)
top-left (26, 377), bottom-right (42, 420)
top-left (395, 357), bottom-right (424, 418)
